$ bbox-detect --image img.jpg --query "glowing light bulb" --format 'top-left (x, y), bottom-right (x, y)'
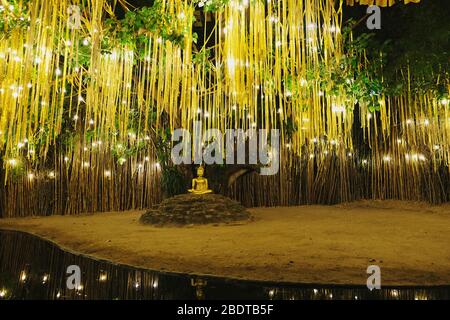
top-left (48, 171), bottom-right (55, 179)
top-left (27, 173), bottom-right (34, 181)
top-left (104, 170), bottom-right (111, 178)
top-left (0, 289), bottom-right (7, 298)
top-left (20, 271), bottom-right (27, 282)
top-left (99, 272), bottom-right (107, 282)
top-left (332, 105), bottom-right (345, 113)
top-left (269, 16), bottom-right (279, 23)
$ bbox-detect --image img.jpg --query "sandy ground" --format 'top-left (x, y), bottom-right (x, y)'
top-left (0, 200), bottom-right (449, 286)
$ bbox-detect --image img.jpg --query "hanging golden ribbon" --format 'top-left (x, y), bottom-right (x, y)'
top-left (346, 0), bottom-right (420, 6)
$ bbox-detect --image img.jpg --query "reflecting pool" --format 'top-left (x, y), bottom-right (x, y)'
top-left (0, 230), bottom-right (448, 300)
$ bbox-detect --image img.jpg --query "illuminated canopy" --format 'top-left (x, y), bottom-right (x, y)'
top-left (346, 0), bottom-right (421, 6)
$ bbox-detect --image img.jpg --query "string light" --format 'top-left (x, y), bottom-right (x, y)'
top-left (99, 271), bottom-right (108, 282)
top-left (8, 159), bottom-right (18, 167)
top-left (331, 105), bottom-right (345, 113)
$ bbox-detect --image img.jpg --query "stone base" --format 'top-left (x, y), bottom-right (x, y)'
top-left (140, 194), bottom-right (252, 226)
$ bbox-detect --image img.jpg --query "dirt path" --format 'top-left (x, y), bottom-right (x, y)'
top-left (1, 200), bottom-right (449, 285)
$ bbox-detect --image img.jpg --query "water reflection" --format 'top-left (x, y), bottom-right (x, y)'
top-left (0, 230), bottom-right (449, 300)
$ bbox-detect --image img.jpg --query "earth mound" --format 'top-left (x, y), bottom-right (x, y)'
top-left (140, 194), bottom-right (252, 226)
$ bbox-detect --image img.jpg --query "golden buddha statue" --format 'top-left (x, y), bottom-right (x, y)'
top-left (188, 166), bottom-right (213, 195)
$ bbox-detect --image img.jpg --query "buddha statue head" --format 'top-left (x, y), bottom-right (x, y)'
top-left (197, 165), bottom-right (205, 178)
